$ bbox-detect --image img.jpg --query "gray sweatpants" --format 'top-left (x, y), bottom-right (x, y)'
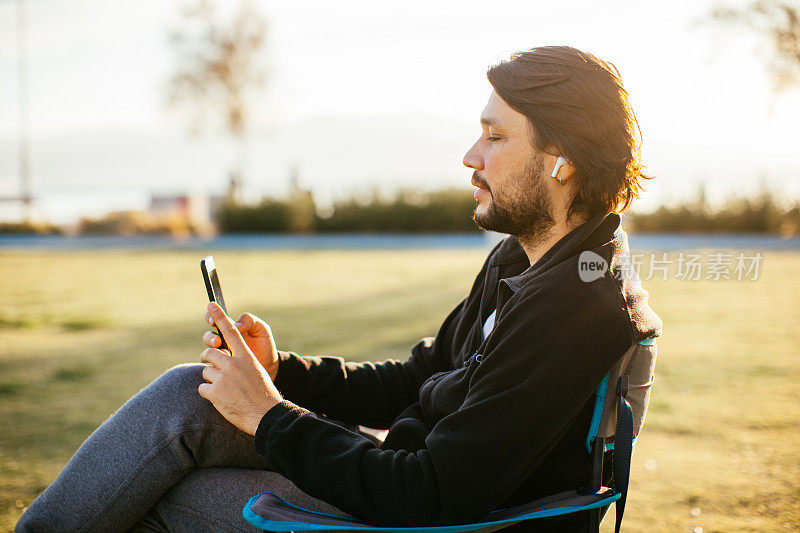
top-left (15, 363), bottom-right (349, 532)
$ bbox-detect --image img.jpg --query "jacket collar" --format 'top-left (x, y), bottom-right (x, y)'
top-left (498, 212), bottom-right (621, 291)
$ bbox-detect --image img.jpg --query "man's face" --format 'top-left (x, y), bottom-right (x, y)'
top-left (463, 91), bottom-right (556, 240)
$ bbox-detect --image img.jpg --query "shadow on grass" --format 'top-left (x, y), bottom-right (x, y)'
top-left (60, 317), bottom-right (111, 332)
top-left (51, 362), bottom-right (97, 382)
top-left (0, 381), bottom-right (26, 396)
top-left (0, 315), bottom-right (112, 331)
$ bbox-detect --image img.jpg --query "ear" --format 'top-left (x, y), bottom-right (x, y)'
top-left (550, 156), bottom-right (568, 178)
top-left (549, 155), bottom-right (576, 185)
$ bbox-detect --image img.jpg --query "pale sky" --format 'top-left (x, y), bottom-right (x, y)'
top-left (1, 0), bottom-right (799, 222)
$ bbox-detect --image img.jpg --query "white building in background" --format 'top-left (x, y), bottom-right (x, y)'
top-left (148, 193), bottom-right (221, 234)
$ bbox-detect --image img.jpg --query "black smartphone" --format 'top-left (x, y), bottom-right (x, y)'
top-left (200, 255), bottom-right (229, 352)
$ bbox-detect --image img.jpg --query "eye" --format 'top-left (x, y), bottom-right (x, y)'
top-left (485, 135), bottom-right (500, 142)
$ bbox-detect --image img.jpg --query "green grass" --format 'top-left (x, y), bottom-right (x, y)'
top-left (0, 248), bottom-right (798, 532)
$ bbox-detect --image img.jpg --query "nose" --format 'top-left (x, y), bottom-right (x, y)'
top-left (463, 139), bottom-right (483, 170)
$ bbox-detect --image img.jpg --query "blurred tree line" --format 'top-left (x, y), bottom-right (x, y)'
top-left (2, 186), bottom-right (798, 236)
top-left (217, 188), bottom-right (480, 233)
top-left (215, 186), bottom-right (800, 235)
top-left (626, 187), bottom-right (800, 235)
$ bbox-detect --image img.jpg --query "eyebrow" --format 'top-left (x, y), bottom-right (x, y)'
top-left (480, 115), bottom-right (505, 128)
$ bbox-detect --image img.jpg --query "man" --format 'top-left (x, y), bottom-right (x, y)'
top-left (17, 45), bottom-right (662, 532)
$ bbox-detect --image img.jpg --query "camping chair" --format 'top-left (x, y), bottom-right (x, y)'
top-left (242, 338), bottom-right (657, 533)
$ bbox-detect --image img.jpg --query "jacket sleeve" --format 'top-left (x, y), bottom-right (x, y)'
top-left (253, 283), bottom-right (633, 526)
top-left (271, 296), bottom-right (467, 429)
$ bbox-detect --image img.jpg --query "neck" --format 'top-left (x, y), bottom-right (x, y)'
top-left (517, 215), bottom-right (585, 266)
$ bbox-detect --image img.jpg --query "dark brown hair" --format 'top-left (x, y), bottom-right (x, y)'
top-left (487, 45), bottom-right (652, 219)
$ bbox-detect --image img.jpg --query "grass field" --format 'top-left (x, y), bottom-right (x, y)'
top-left (1, 248), bottom-right (798, 532)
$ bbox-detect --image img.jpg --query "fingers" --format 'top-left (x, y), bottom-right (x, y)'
top-left (207, 302), bottom-right (248, 356)
top-left (198, 361), bottom-right (222, 400)
top-left (201, 364), bottom-right (222, 383)
top-left (236, 313), bottom-right (255, 331)
top-left (235, 312), bottom-right (272, 338)
top-left (200, 347), bottom-right (230, 368)
top-left (198, 382), bottom-right (212, 401)
top-left (203, 331), bottom-right (221, 348)
top-left (204, 311), bottom-right (242, 343)
top-left (207, 309), bottom-right (249, 331)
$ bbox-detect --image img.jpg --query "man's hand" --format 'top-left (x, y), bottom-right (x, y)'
top-left (199, 302), bottom-right (283, 436)
top-left (203, 309), bottom-right (279, 382)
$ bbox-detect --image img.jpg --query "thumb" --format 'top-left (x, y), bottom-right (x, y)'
top-left (235, 313), bottom-right (255, 332)
top-left (236, 313), bottom-right (270, 337)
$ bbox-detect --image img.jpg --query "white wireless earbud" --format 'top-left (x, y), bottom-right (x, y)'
top-left (551, 156), bottom-right (568, 179)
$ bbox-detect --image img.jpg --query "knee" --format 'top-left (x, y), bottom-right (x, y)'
top-left (144, 363), bottom-right (218, 425)
top-left (15, 498), bottom-right (61, 533)
top-left (155, 363), bottom-right (206, 396)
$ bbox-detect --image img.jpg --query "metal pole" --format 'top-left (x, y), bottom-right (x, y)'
top-left (17, 0), bottom-right (33, 222)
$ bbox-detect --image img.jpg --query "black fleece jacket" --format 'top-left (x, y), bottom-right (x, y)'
top-left (253, 212), bottom-right (663, 530)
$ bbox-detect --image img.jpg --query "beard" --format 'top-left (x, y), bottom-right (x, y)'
top-left (472, 153), bottom-right (555, 242)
